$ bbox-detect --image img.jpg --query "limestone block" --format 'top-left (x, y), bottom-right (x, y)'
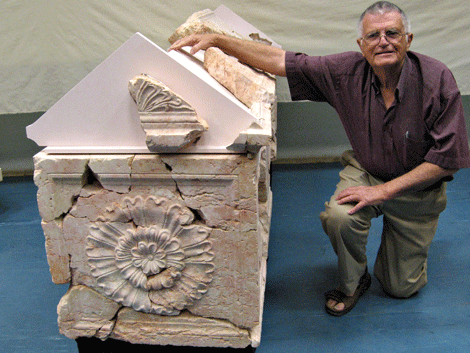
top-left (204, 47), bottom-right (276, 110)
top-left (202, 47), bottom-right (276, 156)
top-left (168, 9), bottom-right (242, 45)
top-left (129, 75), bottom-right (208, 153)
top-left (166, 7), bottom-right (278, 157)
top-left (88, 155), bottom-right (134, 193)
top-left (58, 285), bottom-right (121, 340)
top-left (88, 155), bottom-right (133, 175)
top-left (130, 154), bottom-right (172, 174)
top-left (35, 151), bottom-right (272, 348)
top-left (42, 219), bottom-right (70, 284)
top-left (111, 308), bottom-right (252, 348)
top-left (33, 154), bottom-right (89, 222)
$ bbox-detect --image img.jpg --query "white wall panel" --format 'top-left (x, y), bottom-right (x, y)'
top-left (1, 0), bottom-right (469, 114)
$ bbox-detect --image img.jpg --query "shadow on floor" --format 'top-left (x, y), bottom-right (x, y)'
top-left (76, 338), bottom-right (256, 352)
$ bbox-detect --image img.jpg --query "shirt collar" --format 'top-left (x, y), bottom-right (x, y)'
top-left (370, 54), bottom-right (411, 103)
top-left (395, 55), bottom-right (411, 103)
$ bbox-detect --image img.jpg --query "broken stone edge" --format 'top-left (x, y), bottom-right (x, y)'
top-left (168, 9), bottom-right (277, 158)
top-left (129, 74), bottom-right (209, 153)
top-left (168, 9), bottom-right (243, 45)
top-left (58, 285), bottom-right (256, 348)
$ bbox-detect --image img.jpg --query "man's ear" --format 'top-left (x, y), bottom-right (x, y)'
top-left (406, 33), bottom-right (413, 50)
top-left (357, 38), bottom-right (365, 56)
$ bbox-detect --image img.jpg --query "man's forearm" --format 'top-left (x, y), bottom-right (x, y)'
top-left (213, 35), bottom-right (287, 76)
top-left (336, 162), bottom-right (457, 214)
top-left (169, 34), bottom-right (287, 77)
top-left (381, 162), bottom-right (457, 199)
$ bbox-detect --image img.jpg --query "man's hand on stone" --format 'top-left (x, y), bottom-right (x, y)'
top-left (169, 34), bottom-right (218, 55)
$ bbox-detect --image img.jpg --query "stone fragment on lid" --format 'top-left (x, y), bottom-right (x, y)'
top-left (128, 74), bottom-right (208, 153)
top-left (203, 47), bottom-right (276, 109)
top-left (168, 9), bottom-right (242, 45)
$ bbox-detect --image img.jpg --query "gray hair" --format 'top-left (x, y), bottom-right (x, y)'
top-left (358, 1), bottom-right (411, 37)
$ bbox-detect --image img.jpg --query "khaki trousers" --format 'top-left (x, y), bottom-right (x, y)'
top-left (320, 151), bottom-right (447, 297)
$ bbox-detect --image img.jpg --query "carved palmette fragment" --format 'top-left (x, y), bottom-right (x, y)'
top-left (129, 74), bottom-right (208, 153)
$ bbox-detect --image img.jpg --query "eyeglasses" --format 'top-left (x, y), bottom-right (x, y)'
top-left (361, 29), bottom-right (407, 46)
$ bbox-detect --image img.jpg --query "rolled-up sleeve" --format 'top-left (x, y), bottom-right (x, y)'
top-left (285, 51), bottom-right (329, 102)
top-left (424, 69), bottom-right (470, 170)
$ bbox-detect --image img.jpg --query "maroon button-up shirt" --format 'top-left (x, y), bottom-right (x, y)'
top-left (285, 50), bottom-right (470, 181)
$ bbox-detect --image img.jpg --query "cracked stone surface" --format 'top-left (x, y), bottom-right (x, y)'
top-left (34, 149), bottom-right (272, 348)
top-left (204, 47), bottom-right (275, 110)
top-left (57, 285), bottom-right (121, 340)
top-left (168, 9), bottom-right (243, 45)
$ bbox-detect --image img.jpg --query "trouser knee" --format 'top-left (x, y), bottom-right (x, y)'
top-left (375, 262), bottom-right (428, 299)
top-left (381, 281), bottom-right (424, 299)
top-left (320, 203), bottom-right (371, 264)
top-left (321, 202), bottom-right (371, 242)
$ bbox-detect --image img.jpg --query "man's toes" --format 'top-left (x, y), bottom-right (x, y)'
top-left (326, 299), bottom-right (336, 308)
top-left (326, 298), bottom-right (346, 312)
top-left (334, 302), bottom-right (345, 311)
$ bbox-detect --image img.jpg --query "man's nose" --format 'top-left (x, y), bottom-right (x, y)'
top-left (378, 34), bottom-right (391, 45)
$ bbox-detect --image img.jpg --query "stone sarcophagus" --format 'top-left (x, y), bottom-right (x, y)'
top-left (27, 5), bottom-right (277, 350)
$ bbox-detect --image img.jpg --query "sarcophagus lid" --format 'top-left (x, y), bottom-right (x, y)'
top-left (26, 5), bottom-right (279, 154)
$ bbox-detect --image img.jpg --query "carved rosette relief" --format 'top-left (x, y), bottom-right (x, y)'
top-left (86, 196), bottom-right (214, 315)
top-left (129, 74), bottom-right (208, 152)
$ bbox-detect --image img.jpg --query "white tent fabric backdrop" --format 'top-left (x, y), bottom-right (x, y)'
top-left (1, 0), bottom-right (469, 114)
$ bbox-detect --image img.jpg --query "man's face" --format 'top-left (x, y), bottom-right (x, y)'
top-left (357, 11), bottom-right (413, 71)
